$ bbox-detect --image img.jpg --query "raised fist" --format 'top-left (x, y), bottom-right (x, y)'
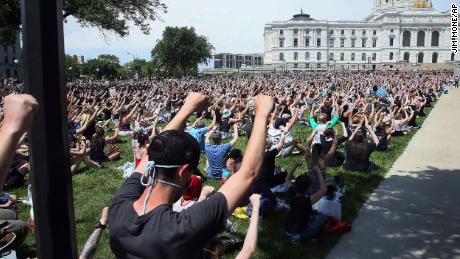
top-left (253, 95), bottom-right (274, 117)
top-left (2, 94), bottom-right (39, 135)
top-left (183, 92), bottom-right (209, 113)
top-left (249, 193), bottom-right (261, 206)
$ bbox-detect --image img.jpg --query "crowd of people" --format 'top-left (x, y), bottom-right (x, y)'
top-left (0, 70), bottom-right (457, 258)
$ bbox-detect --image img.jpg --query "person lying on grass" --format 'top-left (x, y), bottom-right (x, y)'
top-left (108, 92), bottom-right (274, 258)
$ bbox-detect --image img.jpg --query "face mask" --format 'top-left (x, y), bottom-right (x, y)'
top-left (140, 161), bottom-right (185, 215)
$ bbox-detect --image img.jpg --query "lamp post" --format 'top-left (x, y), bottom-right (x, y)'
top-left (127, 52), bottom-right (138, 80)
top-left (95, 68), bottom-right (100, 80)
top-left (13, 59), bottom-right (19, 82)
top-left (68, 66), bottom-right (72, 81)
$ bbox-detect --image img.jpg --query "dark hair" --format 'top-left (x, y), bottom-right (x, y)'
top-left (135, 132), bottom-right (150, 147)
top-left (326, 184), bottom-right (337, 201)
top-left (147, 130), bottom-right (201, 176)
top-left (353, 131), bottom-right (365, 143)
top-left (226, 149), bottom-right (243, 163)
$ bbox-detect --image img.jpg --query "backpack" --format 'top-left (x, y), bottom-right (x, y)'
top-left (322, 216), bottom-right (352, 233)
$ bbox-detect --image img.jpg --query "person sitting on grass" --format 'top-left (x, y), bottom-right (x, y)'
top-left (89, 126), bottom-right (121, 164)
top-left (221, 149), bottom-right (243, 184)
top-left (305, 130), bottom-right (338, 194)
top-left (319, 122), bottom-right (348, 167)
top-left (309, 103), bottom-right (340, 144)
top-left (343, 117), bottom-right (380, 172)
top-left (205, 123), bottom-right (239, 180)
top-left (267, 104), bottom-right (304, 156)
top-left (284, 143), bottom-right (328, 242)
top-left (70, 136), bottom-right (101, 174)
top-left (187, 109), bottom-right (216, 151)
top-left (108, 93), bottom-right (274, 258)
top-left (392, 106), bottom-right (415, 136)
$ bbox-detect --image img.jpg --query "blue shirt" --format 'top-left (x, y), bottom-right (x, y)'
top-left (205, 143), bottom-right (232, 179)
top-left (187, 127), bottom-right (208, 151)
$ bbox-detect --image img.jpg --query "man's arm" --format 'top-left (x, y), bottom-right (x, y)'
top-left (79, 207), bottom-right (108, 259)
top-left (218, 95), bottom-right (274, 213)
top-left (0, 94), bottom-right (38, 190)
top-left (163, 93), bottom-right (208, 132)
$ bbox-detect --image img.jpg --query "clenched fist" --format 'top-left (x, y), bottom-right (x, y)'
top-left (253, 95), bottom-right (274, 117)
top-left (2, 94), bottom-right (39, 135)
top-left (183, 92), bottom-right (209, 113)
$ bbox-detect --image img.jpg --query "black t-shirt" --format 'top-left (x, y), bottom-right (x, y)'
top-left (109, 173), bottom-right (228, 259)
top-left (284, 186), bottom-right (312, 234)
top-left (376, 131), bottom-right (389, 151)
top-left (261, 149), bottom-right (279, 180)
top-left (343, 142), bottom-right (376, 172)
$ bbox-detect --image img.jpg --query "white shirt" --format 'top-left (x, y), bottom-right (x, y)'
top-left (313, 196), bottom-right (342, 220)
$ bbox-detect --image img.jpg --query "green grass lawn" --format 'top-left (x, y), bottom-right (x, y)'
top-left (13, 106), bottom-right (433, 259)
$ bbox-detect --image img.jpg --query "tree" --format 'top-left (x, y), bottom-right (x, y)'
top-left (0, 0), bottom-right (20, 44)
top-left (151, 26), bottom-right (214, 77)
top-left (83, 54), bottom-right (121, 79)
top-left (65, 55), bottom-right (81, 81)
top-left (0, 0), bottom-right (167, 44)
top-left (124, 58), bottom-right (148, 79)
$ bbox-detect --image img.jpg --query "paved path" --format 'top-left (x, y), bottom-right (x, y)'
top-left (327, 87), bottom-right (460, 259)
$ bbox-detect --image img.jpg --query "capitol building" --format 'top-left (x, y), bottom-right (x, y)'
top-left (263, 0), bottom-right (457, 71)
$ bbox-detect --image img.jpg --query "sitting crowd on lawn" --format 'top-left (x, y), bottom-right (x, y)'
top-left (0, 70), bottom-right (457, 258)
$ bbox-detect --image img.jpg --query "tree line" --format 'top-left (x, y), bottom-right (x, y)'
top-left (66, 26), bottom-right (214, 81)
top-left (1, 1), bottom-right (213, 80)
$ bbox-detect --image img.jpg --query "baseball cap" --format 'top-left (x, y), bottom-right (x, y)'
top-left (148, 130), bottom-right (202, 176)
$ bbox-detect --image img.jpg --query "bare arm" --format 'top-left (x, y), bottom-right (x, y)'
top-left (229, 123), bottom-right (239, 146)
top-left (341, 122), bottom-right (349, 138)
top-left (309, 168), bottom-right (327, 205)
top-left (105, 128), bottom-right (119, 143)
top-left (0, 95), bottom-right (38, 191)
top-left (163, 93), bottom-right (209, 132)
top-left (366, 125), bottom-right (380, 146)
top-left (235, 194), bottom-right (261, 259)
top-left (285, 161), bottom-right (302, 186)
top-left (218, 95), bottom-right (274, 213)
top-left (79, 207), bottom-right (108, 259)
top-left (207, 110), bottom-right (217, 131)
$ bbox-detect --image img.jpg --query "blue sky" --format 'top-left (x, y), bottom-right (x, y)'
top-left (63, 0), bottom-right (452, 64)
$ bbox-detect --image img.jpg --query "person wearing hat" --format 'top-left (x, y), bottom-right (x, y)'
top-left (108, 93), bottom-right (274, 259)
top-left (205, 123), bottom-right (239, 180)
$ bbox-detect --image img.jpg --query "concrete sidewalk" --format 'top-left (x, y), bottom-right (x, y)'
top-left (327, 87), bottom-right (460, 259)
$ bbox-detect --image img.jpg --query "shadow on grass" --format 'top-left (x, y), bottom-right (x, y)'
top-left (327, 167), bottom-right (460, 259)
